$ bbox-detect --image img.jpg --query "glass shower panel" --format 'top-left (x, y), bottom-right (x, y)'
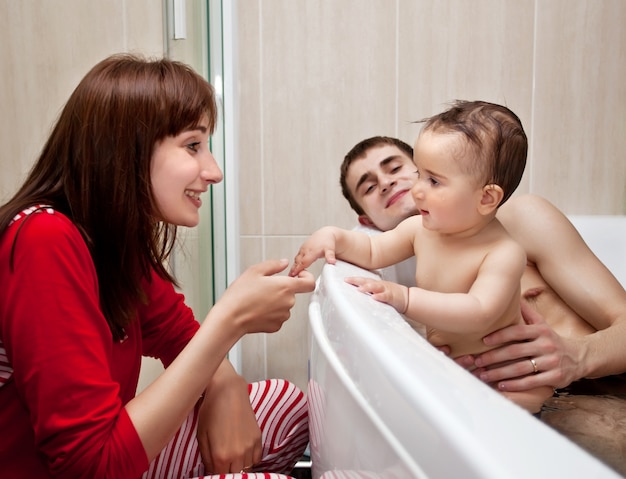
top-left (164, 0), bottom-right (239, 369)
top-left (164, 0), bottom-right (231, 310)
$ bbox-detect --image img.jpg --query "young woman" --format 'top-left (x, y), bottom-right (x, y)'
top-left (0, 54), bottom-right (315, 478)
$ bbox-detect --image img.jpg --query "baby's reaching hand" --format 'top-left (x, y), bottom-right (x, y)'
top-left (345, 276), bottom-right (410, 314)
top-left (289, 226), bottom-right (342, 277)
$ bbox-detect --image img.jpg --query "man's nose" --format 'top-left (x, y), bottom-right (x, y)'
top-left (380, 177), bottom-right (396, 193)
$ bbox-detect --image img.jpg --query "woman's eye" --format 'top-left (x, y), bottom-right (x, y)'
top-left (364, 184), bottom-right (375, 194)
top-left (187, 142), bottom-right (201, 153)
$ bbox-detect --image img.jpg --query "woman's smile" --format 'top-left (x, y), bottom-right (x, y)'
top-left (184, 189), bottom-right (203, 208)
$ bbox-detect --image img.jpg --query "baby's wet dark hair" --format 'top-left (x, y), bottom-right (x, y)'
top-left (418, 100), bottom-right (527, 206)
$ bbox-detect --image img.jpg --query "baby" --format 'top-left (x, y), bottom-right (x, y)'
top-left (290, 100), bottom-right (553, 413)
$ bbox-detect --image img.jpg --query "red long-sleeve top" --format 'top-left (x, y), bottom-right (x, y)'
top-left (0, 208), bottom-right (200, 478)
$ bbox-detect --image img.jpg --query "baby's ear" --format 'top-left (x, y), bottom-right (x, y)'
top-left (478, 184), bottom-right (504, 215)
top-left (358, 215), bottom-right (376, 227)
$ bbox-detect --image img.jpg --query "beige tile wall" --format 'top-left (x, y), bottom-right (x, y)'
top-left (236, 0), bottom-right (626, 393)
top-left (0, 0), bottom-right (164, 204)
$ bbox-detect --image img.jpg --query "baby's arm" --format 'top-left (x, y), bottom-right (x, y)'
top-left (359, 240), bottom-right (526, 334)
top-left (289, 226), bottom-right (374, 276)
top-left (290, 219), bottom-right (416, 277)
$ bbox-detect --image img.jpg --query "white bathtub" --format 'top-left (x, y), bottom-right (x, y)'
top-left (307, 216), bottom-right (626, 478)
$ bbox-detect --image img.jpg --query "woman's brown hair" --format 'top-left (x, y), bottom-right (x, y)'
top-left (0, 54), bottom-right (218, 339)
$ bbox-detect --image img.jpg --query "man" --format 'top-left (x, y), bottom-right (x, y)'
top-left (340, 136), bottom-right (417, 287)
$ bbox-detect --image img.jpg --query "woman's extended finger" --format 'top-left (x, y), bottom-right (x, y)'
top-left (250, 258), bottom-right (290, 277)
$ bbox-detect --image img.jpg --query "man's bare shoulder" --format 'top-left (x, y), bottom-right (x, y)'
top-left (497, 194), bottom-right (554, 233)
top-left (497, 194), bottom-right (569, 259)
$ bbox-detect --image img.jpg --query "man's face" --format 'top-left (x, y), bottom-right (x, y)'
top-left (346, 145), bottom-right (419, 231)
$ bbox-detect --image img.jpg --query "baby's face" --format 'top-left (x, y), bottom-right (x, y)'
top-left (411, 131), bottom-right (485, 233)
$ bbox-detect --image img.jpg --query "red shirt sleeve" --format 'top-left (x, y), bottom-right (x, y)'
top-left (139, 270), bottom-right (200, 368)
top-left (0, 211), bottom-right (148, 478)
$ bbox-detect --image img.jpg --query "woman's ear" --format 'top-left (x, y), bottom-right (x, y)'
top-left (478, 184), bottom-right (504, 215)
top-left (358, 215), bottom-right (376, 227)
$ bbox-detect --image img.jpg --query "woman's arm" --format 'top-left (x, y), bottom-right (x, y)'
top-left (140, 271), bottom-right (263, 473)
top-left (196, 358), bottom-right (262, 473)
top-left (126, 259), bottom-right (315, 463)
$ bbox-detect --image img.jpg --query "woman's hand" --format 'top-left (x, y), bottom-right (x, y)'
top-left (468, 302), bottom-right (583, 391)
top-left (214, 259), bottom-right (315, 336)
top-left (193, 260), bottom-right (313, 472)
top-left (197, 369), bottom-right (261, 474)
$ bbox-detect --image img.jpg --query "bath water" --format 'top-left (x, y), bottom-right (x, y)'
top-left (540, 374), bottom-right (626, 476)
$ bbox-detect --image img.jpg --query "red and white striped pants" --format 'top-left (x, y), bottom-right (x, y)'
top-left (142, 379), bottom-right (308, 479)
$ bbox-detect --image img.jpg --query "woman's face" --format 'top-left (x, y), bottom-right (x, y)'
top-left (150, 116), bottom-right (223, 226)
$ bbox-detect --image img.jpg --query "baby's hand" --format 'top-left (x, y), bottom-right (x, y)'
top-left (345, 277), bottom-right (409, 314)
top-left (289, 226), bottom-right (340, 276)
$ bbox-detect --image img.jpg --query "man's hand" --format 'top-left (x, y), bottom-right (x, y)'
top-left (470, 302), bottom-right (580, 391)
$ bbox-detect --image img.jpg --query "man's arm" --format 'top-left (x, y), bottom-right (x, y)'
top-left (479, 194), bottom-right (626, 389)
top-left (501, 194), bottom-right (625, 333)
